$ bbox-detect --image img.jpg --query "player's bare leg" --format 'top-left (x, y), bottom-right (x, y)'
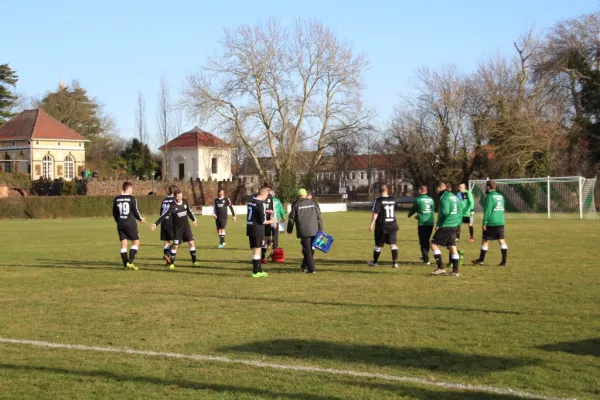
top-left (120, 239), bottom-right (130, 269)
top-left (430, 243), bottom-right (446, 275)
top-left (163, 241), bottom-right (172, 264)
top-left (391, 244), bottom-right (399, 268)
top-left (189, 240), bottom-right (199, 267)
top-left (472, 239), bottom-right (488, 265)
top-left (498, 239), bottom-right (508, 266)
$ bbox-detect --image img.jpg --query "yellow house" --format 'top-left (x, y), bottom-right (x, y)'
top-left (0, 109), bottom-right (88, 180)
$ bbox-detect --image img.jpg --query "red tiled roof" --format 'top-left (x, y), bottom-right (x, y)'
top-left (0, 109), bottom-right (87, 141)
top-left (159, 127), bottom-right (229, 150)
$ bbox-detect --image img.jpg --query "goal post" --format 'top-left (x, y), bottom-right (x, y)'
top-left (468, 176), bottom-right (598, 220)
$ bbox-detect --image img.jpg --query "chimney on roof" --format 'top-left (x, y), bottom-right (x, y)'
top-left (59, 77), bottom-right (65, 89)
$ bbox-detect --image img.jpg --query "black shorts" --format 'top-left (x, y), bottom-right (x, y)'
top-left (248, 236), bottom-right (264, 249)
top-left (418, 225), bottom-right (434, 248)
top-left (173, 229), bottom-right (194, 245)
top-left (160, 226), bottom-right (174, 241)
top-left (462, 216), bottom-right (474, 224)
top-left (483, 226), bottom-right (505, 241)
top-left (375, 230), bottom-right (397, 246)
top-left (431, 227), bottom-right (457, 247)
top-left (216, 219), bottom-right (227, 230)
top-left (264, 224), bottom-right (273, 237)
top-left (117, 226), bottom-right (139, 241)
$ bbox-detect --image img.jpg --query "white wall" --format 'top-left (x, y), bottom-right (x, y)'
top-left (167, 147), bottom-right (232, 180)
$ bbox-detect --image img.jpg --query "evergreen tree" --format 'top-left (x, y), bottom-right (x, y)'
top-left (0, 64), bottom-right (18, 125)
top-left (40, 81), bottom-right (107, 137)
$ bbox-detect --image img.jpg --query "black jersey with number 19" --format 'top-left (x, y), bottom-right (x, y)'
top-left (372, 196), bottom-right (399, 233)
top-left (113, 195), bottom-right (143, 228)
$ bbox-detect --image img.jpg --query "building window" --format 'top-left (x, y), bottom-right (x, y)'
top-left (211, 158), bottom-right (218, 174)
top-left (360, 172), bottom-right (365, 180)
top-left (351, 172), bottom-right (355, 180)
top-left (43, 154), bottom-right (54, 179)
top-left (58, 142), bottom-right (61, 146)
top-left (12, 141), bottom-right (15, 147)
top-left (79, 143), bottom-right (82, 147)
top-left (36, 141), bottom-right (39, 145)
top-left (64, 155), bottom-right (75, 180)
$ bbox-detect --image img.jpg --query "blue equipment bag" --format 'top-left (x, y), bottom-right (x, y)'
top-left (312, 231), bottom-right (334, 253)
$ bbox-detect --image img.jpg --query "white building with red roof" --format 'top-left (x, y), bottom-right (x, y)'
top-left (159, 126), bottom-right (232, 181)
top-left (0, 109), bottom-right (88, 180)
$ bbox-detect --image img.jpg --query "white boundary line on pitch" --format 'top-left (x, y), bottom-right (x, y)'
top-left (0, 337), bottom-right (575, 400)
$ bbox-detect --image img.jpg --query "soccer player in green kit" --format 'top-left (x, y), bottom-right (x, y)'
top-left (457, 183), bottom-right (475, 242)
top-left (430, 182), bottom-right (462, 276)
top-left (472, 180), bottom-right (508, 266)
top-left (407, 185), bottom-right (435, 265)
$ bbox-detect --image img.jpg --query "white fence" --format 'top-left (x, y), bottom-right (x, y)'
top-left (198, 203), bottom-right (347, 216)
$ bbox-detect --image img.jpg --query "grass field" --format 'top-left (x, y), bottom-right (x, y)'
top-left (0, 211), bottom-right (599, 399)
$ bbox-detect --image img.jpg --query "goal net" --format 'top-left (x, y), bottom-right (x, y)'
top-left (469, 176), bottom-right (598, 219)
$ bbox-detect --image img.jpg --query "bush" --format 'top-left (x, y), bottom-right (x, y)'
top-left (276, 169), bottom-right (297, 204)
top-left (0, 172), bottom-right (31, 188)
top-left (31, 177), bottom-right (87, 196)
top-left (0, 195), bottom-right (165, 219)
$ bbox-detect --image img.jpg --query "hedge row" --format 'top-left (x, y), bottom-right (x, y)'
top-left (0, 195), bottom-right (165, 219)
top-left (0, 172), bottom-right (31, 188)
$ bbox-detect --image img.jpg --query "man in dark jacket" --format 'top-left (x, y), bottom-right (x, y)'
top-left (287, 188), bottom-right (323, 274)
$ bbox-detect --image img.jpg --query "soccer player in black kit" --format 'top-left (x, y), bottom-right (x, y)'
top-left (261, 182), bottom-right (275, 263)
top-left (368, 185), bottom-right (400, 268)
top-left (213, 189), bottom-right (236, 248)
top-left (159, 185), bottom-right (177, 263)
top-left (247, 188), bottom-right (277, 278)
top-left (151, 189), bottom-right (198, 269)
top-left (112, 182), bottom-right (146, 270)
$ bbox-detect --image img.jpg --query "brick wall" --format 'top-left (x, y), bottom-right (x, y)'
top-left (86, 178), bottom-right (247, 205)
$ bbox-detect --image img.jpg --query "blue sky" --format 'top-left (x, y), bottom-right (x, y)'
top-left (4, 0), bottom-right (597, 147)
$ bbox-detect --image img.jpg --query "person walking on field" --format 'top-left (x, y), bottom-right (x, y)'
top-left (287, 188), bottom-right (323, 274)
top-left (457, 183), bottom-right (475, 242)
top-left (472, 180), bottom-right (509, 266)
top-left (430, 182), bottom-right (462, 276)
top-left (407, 185), bottom-right (435, 265)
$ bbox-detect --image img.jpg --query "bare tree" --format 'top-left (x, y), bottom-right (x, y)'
top-left (184, 19), bottom-right (370, 179)
top-left (157, 73), bottom-right (172, 179)
top-left (135, 91), bottom-right (147, 160)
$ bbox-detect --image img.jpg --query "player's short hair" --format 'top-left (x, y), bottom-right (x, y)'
top-left (487, 181), bottom-right (496, 190)
top-left (218, 188), bottom-right (224, 194)
top-left (437, 182), bottom-right (446, 191)
top-left (262, 181), bottom-right (272, 189)
top-left (259, 187), bottom-right (269, 196)
top-left (380, 184), bottom-right (388, 194)
top-left (168, 185), bottom-right (177, 195)
top-left (446, 183), bottom-right (453, 191)
top-left (122, 182), bottom-right (133, 191)
top-left (173, 189), bottom-right (183, 196)
top-left (419, 185), bottom-right (428, 193)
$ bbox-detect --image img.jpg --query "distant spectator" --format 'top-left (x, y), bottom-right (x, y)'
top-left (92, 169), bottom-right (99, 178)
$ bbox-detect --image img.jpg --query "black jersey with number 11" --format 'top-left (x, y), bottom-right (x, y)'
top-left (372, 196), bottom-right (399, 233)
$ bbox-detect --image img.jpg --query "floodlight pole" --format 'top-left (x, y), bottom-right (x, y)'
top-left (579, 176), bottom-right (584, 220)
top-left (152, 171), bottom-right (156, 193)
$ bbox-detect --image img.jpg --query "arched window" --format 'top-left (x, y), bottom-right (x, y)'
top-left (64, 155), bottom-right (75, 180)
top-left (43, 155), bottom-right (54, 179)
top-left (4, 153), bottom-right (12, 173)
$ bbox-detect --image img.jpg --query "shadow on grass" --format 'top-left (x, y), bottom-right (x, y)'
top-left (0, 363), bottom-right (341, 400)
top-left (171, 293), bottom-right (520, 315)
top-left (344, 380), bottom-right (538, 400)
top-left (220, 340), bottom-right (538, 375)
top-left (21, 260), bottom-right (236, 277)
top-left (538, 338), bottom-right (600, 357)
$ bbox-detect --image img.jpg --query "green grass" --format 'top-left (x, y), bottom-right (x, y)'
top-left (0, 211), bottom-right (599, 399)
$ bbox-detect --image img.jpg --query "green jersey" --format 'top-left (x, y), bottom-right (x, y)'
top-left (273, 197), bottom-right (286, 221)
top-left (482, 190), bottom-right (505, 227)
top-left (458, 190), bottom-right (475, 217)
top-left (437, 190), bottom-right (462, 228)
top-left (407, 194), bottom-right (435, 226)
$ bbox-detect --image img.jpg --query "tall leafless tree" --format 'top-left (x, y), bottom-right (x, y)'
top-left (135, 91), bottom-right (147, 160)
top-left (157, 73), bottom-right (173, 179)
top-left (184, 19), bottom-right (370, 179)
